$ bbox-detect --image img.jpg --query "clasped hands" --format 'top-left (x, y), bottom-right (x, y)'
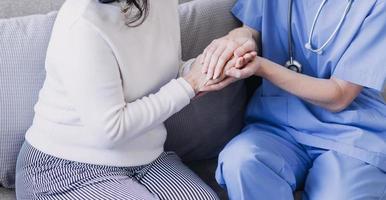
top-left (184, 27), bottom-right (263, 94)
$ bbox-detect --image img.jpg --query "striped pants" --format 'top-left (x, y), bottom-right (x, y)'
top-left (16, 142), bottom-right (219, 200)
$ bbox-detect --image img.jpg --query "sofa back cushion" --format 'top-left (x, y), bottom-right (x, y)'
top-left (0, 0), bottom-right (64, 18)
top-left (0, 12), bottom-right (57, 188)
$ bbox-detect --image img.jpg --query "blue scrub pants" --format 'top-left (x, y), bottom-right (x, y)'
top-left (216, 126), bottom-right (386, 200)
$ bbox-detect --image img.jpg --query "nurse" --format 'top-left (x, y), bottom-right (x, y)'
top-left (200, 0), bottom-right (386, 199)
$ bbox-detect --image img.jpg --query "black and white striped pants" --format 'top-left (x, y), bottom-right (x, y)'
top-left (16, 142), bottom-right (219, 200)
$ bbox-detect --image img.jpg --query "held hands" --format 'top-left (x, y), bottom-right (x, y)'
top-left (183, 51), bottom-right (260, 95)
top-left (201, 28), bottom-right (258, 80)
top-left (201, 52), bottom-right (261, 92)
top-left (183, 52), bottom-right (258, 94)
top-left (184, 27), bottom-right (262, 95)
top-left (199, 27), bottom-right (262, 92)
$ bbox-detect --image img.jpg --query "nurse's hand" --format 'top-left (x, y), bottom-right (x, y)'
top-left (200, 54), bottom-right (262, 92)
top-left (201, 26), bottom-right (258, 81)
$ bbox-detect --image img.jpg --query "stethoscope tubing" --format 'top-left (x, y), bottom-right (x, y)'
top-left (287, 0), bottom-right (354, 73)
top-left (305, 0), bottom-right (354, 54)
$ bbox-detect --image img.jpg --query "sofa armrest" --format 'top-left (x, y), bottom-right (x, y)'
top-left (179, 0), bottom-right (241, 60)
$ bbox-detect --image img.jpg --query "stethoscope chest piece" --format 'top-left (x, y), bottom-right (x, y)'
top-left (285, 60), bottom-right (302, 73)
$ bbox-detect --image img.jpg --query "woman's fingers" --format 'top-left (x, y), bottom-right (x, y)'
top-left (212, 42), bottom-right (238, 80)
top-left (207, 45), bottom-right (226, 80)
top-left (200, 55), bottom-right (259, 92)
top-left (202, 38), bottom-right (241, 80)
top-left (200, 77), bottom-right (238, 92)
top-left (196, 54), bottom-right (205, 67)
top-left (234, 39), bottom-right (256, 57)
top-left (200, 48), bottom-right (207, 65)
top-left (202, 36), bottom-right (257, 80)
top-left (201, 40), bottom-right (218, 73)
top-left (223, 56), bottom-right (238, 73)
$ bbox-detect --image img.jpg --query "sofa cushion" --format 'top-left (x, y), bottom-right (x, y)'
top-left (0, 12), bottom-right (56, 188)
top-left (164, 0), bottom-right (246, 162)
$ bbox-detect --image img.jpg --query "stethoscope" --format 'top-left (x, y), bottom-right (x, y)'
top-left (285, 0), bottom-right (354, 73)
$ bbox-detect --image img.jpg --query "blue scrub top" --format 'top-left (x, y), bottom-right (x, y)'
top-left (232, 0), bottom-right (386, 171)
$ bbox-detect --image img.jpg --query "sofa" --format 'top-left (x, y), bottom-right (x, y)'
top-left (1, 1), bottom-right (385, 200)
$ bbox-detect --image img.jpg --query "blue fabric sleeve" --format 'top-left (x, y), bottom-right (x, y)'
top-left (332, 2), bottom-right (386, 92)
top-left (231, 0), bottom-right (264, 32)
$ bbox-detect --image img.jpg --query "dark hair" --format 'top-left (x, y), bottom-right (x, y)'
top-left (100, 0), bottom-right (148, 27)
top-left (120, 0), bottom-right (149, 27)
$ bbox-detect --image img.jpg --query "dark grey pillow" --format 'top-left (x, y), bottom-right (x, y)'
top-left (0, 12), bottom-right (56, 188)
top-left (164, 0), bottom-right (246, 162)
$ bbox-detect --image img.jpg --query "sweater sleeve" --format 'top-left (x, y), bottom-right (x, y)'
top-left (55, 18), bottom-right (195, 146)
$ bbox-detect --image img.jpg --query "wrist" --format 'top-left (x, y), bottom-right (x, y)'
top-left (256, 57), bottom-right (269, 77)
top-left (183, 75), bottom-right (199, 94)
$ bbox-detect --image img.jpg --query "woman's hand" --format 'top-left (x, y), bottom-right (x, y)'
top-left (205, 51), bottom-right (258, 85)
top-left (201, 54), bottom-right (262, 92)
top-left (201, 26), bottom-right (259, 80)
top-left (183, 55), bottom-right (210, 94)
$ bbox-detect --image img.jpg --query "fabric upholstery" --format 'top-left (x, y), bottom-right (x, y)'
top-left (178, 0), bottom-right (240, 61)
top-left (0, 12), bottom-right (57, 188)
top-left (0, 0), bottom-right (64, 18)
